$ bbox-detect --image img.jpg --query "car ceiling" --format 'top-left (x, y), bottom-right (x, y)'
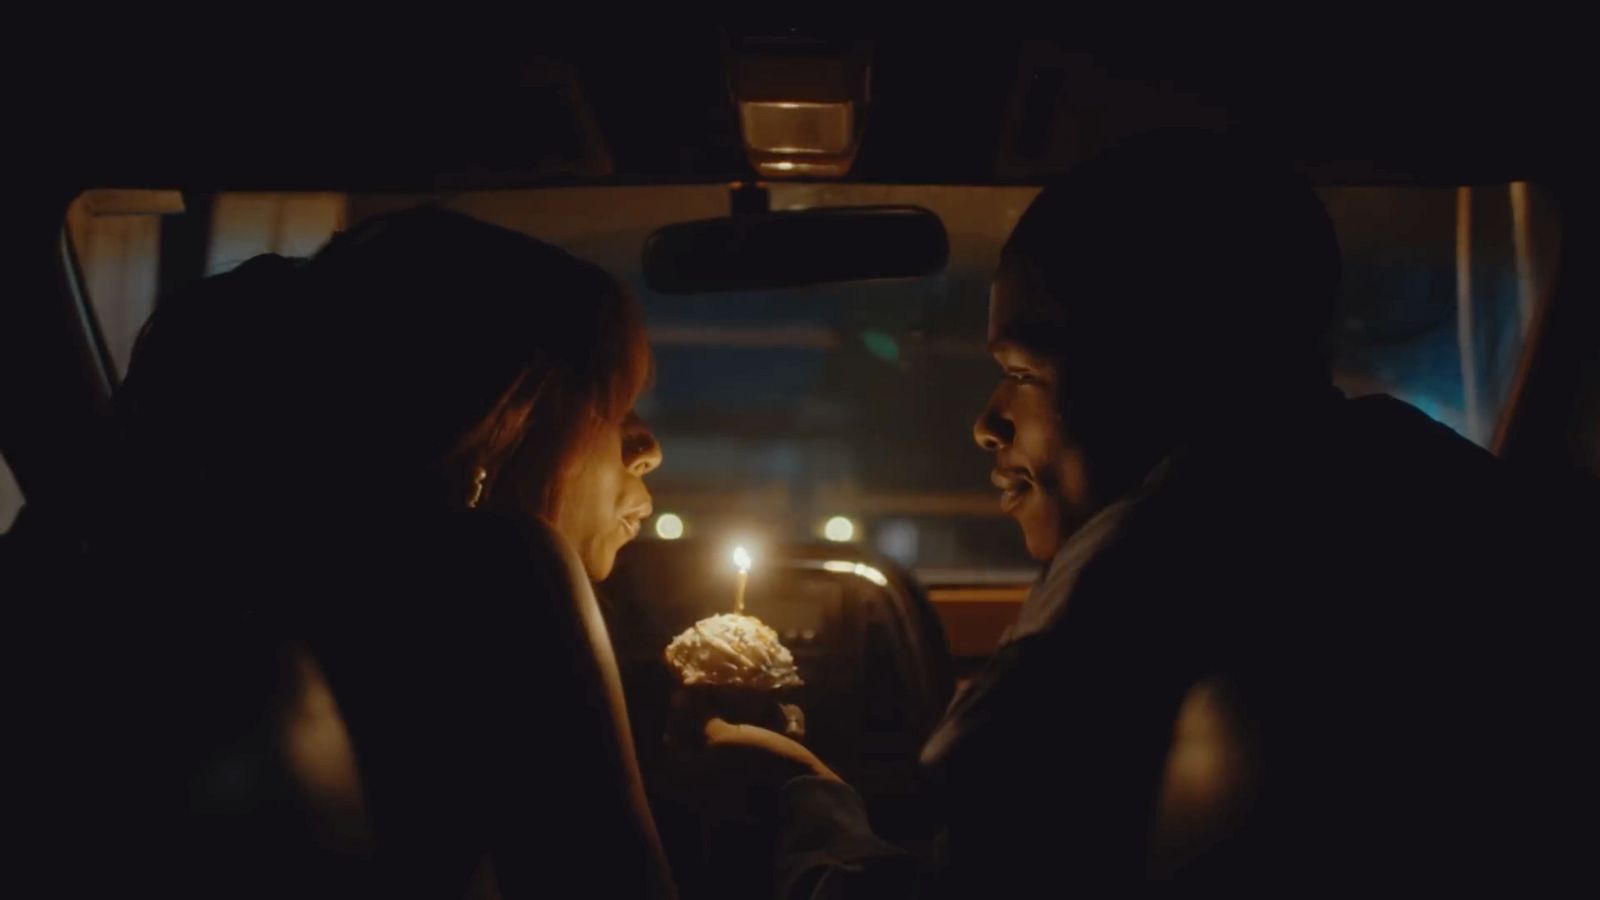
top-left (30, 32), bottom-right (1594, 193)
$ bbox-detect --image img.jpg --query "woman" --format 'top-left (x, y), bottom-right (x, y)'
top-left (106, 207), bottom-right (671, 898)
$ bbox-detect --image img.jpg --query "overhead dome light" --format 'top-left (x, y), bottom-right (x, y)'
top-left (727, 36), bottom-right (871, 179)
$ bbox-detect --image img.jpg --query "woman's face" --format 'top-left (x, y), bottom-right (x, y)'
top-left (553, 412), bottom-right (662, 581)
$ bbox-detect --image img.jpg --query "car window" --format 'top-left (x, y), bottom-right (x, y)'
top-left (65, 191), bottom-right (346, 376)
top-left (65, 191), bottom-right (177, 375)
top-left (66, 182), bottom-right (1560, 579)
top-left (1320, 184), bottom-right (1560, 448)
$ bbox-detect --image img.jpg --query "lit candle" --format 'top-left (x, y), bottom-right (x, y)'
top-left (732, 546), bottom-right (752, 614)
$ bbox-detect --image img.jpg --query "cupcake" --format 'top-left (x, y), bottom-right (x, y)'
top-left (664, 613), bottom-right (805, 739)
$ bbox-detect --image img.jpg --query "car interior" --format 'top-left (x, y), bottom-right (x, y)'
top-left (6, 31), bottom-right (1596, 898)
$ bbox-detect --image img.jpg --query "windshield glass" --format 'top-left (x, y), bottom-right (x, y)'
top-left (68, 182), bottom-right (1559, 579)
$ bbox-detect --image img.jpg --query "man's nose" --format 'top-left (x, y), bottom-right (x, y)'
top-left (973, 395), bottom-right (1013, 452)
top-left (624, 415), bottom-right (663, 476)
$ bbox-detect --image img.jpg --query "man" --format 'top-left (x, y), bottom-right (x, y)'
top-left (709, 130), bottom-right (1580, 895)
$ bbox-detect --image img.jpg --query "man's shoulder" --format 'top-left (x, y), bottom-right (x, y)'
top-left (1090, 393), bottom-right (1512, 575)
top-left (1340, 394), bottom-right (1498, 469)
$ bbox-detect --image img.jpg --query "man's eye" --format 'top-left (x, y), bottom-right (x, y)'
top-left (1005, 370), bottom-right (1038, 385)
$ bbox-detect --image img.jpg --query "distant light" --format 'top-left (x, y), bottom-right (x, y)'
top-left (824, 516), bottom-right (856, 543)
top-left (823, 559), bottom-right (889, 587)
top-left (877, 519), bottom-right (919, 566)
top-left (860, 330), bottom-right (900, 363)
top-left (733, 546), bottom-right (753, 572)
top-left (654, 513), bottom-right (684, 540)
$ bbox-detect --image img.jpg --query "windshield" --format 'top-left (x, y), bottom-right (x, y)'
top-left (68, 182), bottom-right (1560, 580)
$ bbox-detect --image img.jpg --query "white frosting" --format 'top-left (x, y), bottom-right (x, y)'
top-left (664, 613), bottom-right (804, 689)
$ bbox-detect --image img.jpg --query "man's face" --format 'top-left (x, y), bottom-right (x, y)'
top-left (974, 259), bottom-right (1098, 561)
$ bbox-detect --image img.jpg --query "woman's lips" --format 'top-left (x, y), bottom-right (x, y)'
top-left (619, 502), bottom-right (652, 541)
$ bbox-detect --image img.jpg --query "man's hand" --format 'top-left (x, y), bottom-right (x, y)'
top-left (702, 718), bottom-right (843, 785)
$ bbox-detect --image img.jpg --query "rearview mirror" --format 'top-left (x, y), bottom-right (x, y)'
top-left (642, 206), bottom-right (949, 294)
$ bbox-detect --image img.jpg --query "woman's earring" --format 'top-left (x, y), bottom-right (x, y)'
top-left (466, 467), bottom-right (488, 509)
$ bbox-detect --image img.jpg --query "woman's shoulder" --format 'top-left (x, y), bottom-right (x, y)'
top-left (333, 508), bottom-right (581, 605)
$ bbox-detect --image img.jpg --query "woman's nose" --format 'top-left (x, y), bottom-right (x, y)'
top-left (624, 416), bottom-right (663, 476)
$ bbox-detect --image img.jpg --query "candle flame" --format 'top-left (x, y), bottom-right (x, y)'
top-left (732, 546), bottom-right (752, 572)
